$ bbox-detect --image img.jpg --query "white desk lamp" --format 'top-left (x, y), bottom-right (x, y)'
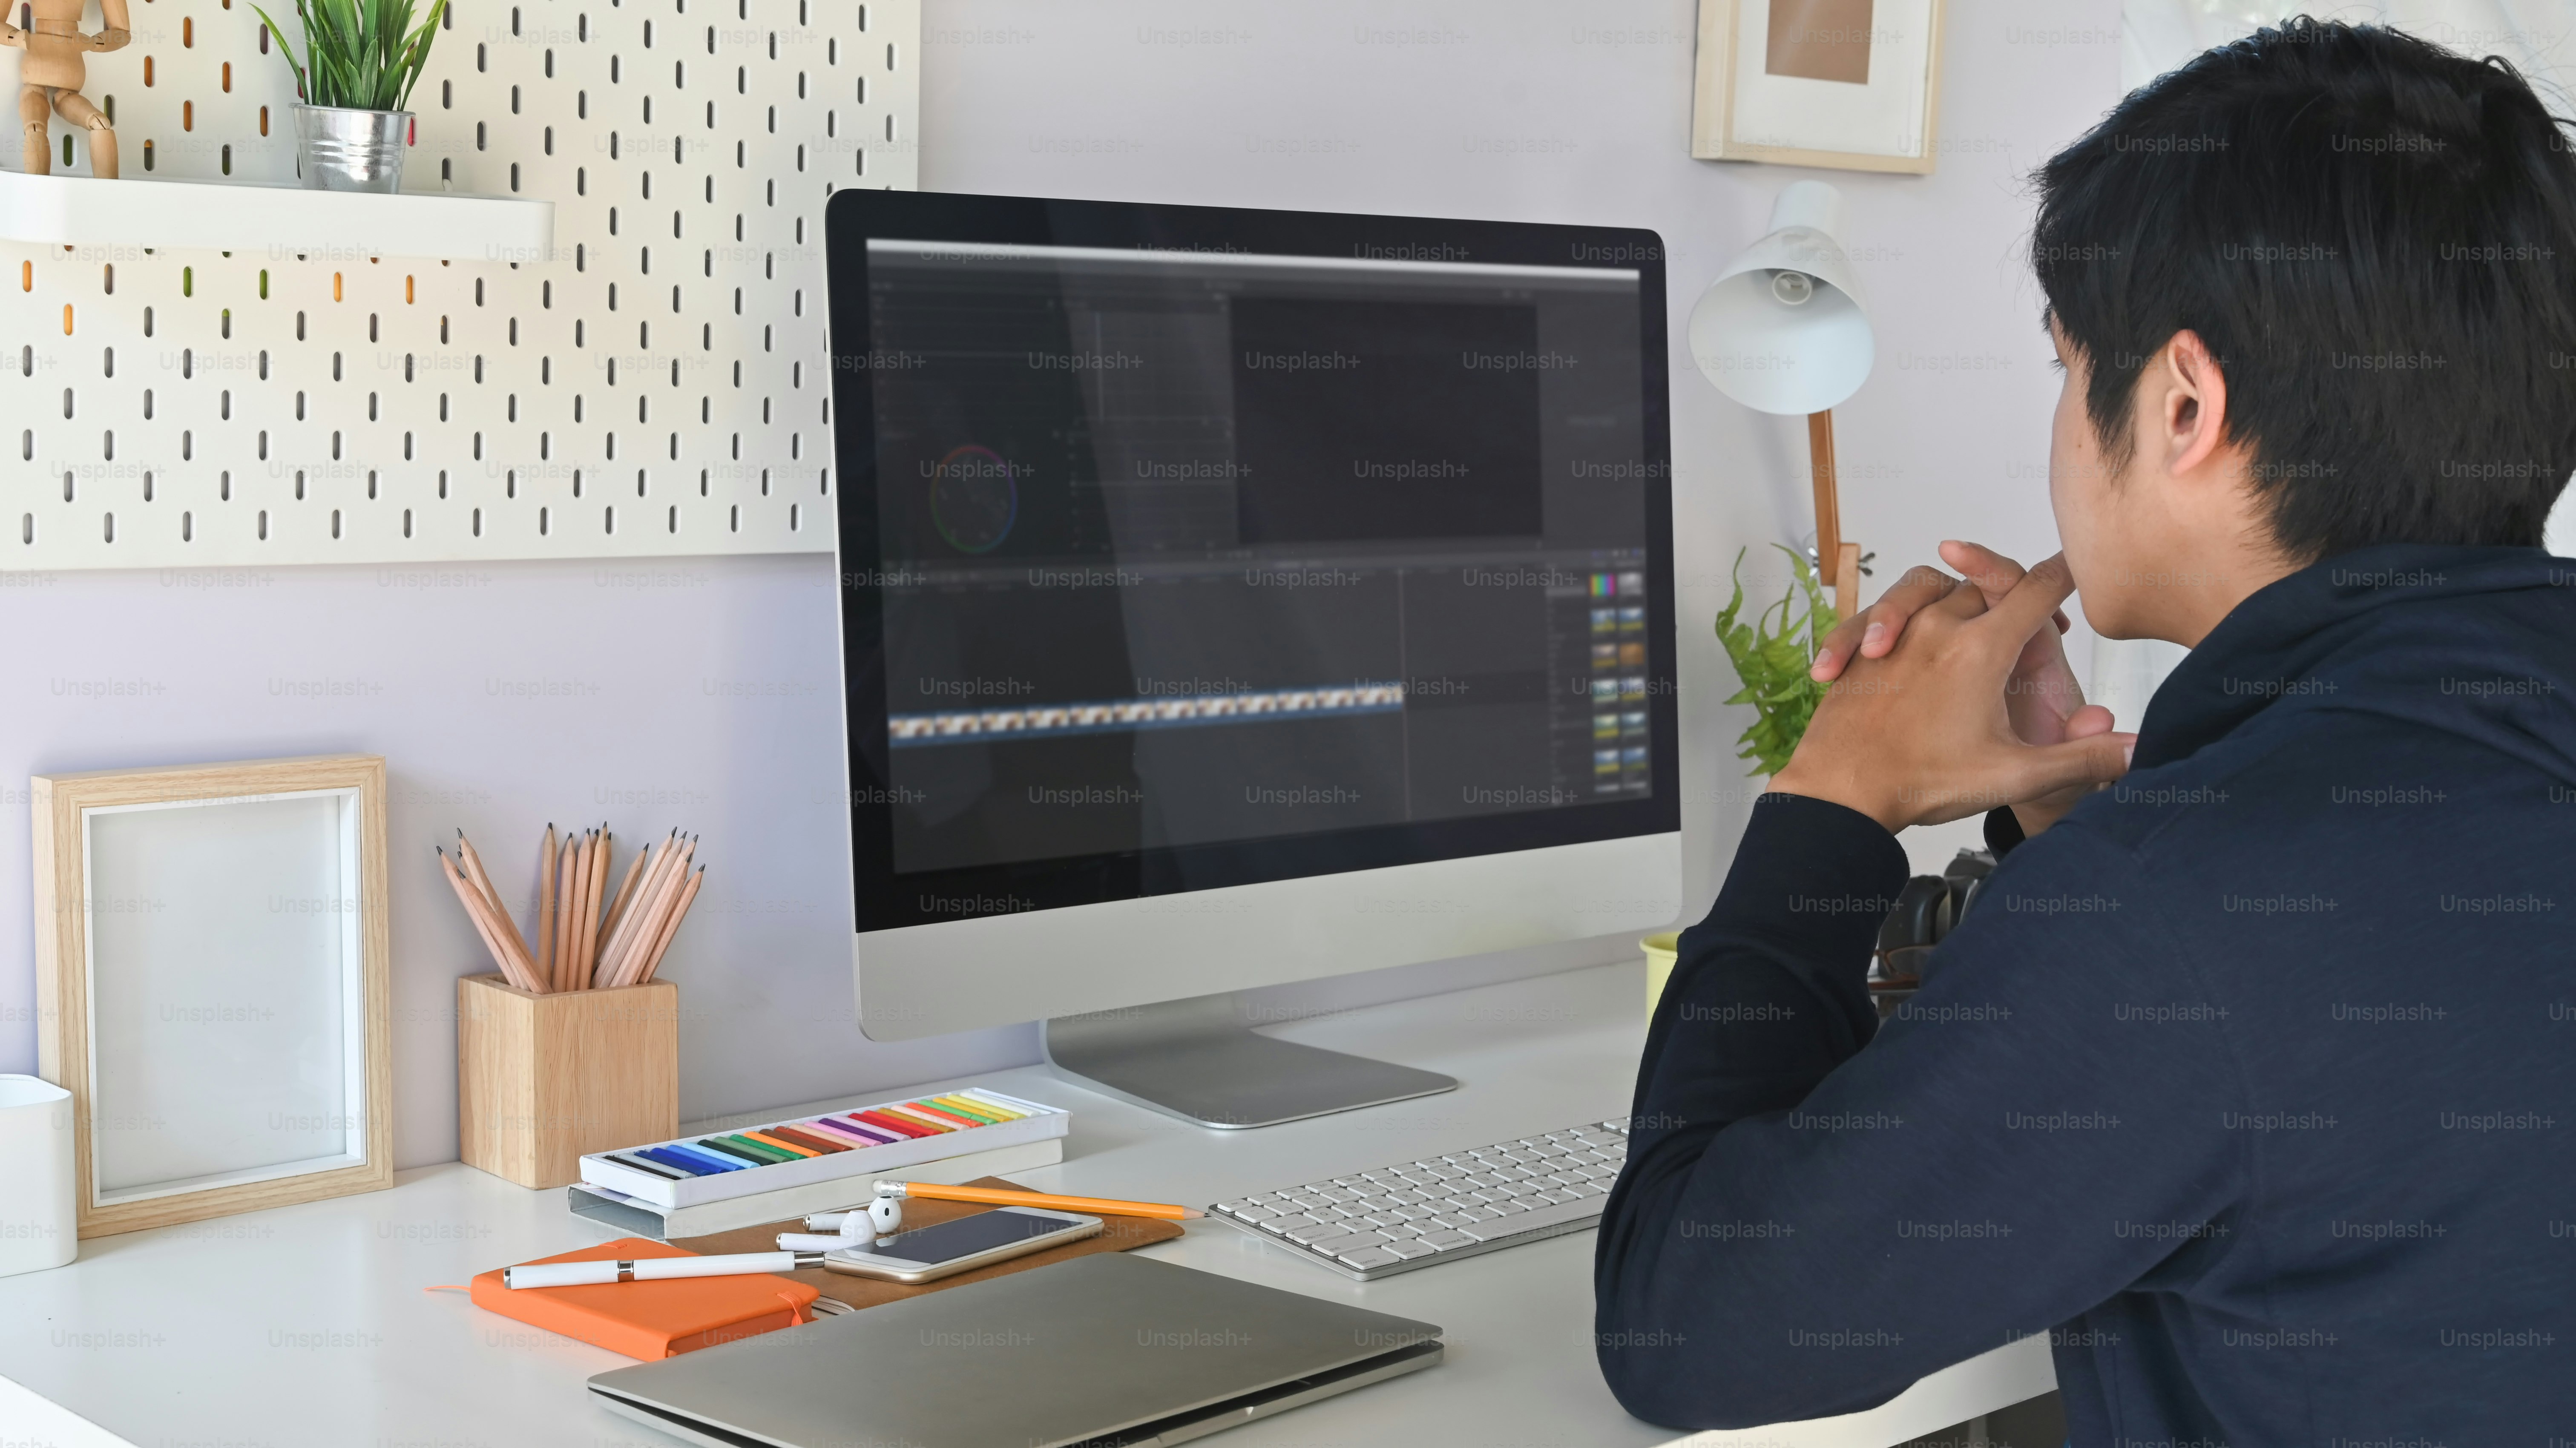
top-left (1688, 180), bottom-right (1876, 612)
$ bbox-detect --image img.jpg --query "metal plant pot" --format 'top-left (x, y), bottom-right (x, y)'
top-left (293, 105), bottom-right (410, 193)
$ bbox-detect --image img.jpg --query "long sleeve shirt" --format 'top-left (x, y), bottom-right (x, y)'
top-left (1594, 543), bottom-right (2576, 1444)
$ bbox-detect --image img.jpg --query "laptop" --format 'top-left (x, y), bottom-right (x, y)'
top-left (586, 1253), bottom-right (1443, 1448)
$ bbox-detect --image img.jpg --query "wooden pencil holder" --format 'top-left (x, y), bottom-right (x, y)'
top-left (457, 973), bottom-right (679, 1190)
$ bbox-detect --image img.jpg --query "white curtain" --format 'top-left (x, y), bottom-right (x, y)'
top-left (2093, 0), bottom-right (2576, 718)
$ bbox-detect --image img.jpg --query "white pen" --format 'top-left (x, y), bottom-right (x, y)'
top-left (501, 1252), bottom-right (826, 1289)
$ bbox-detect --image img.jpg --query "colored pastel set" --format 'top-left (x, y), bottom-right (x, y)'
top-left (578, 1088), bottom-right (1069, 1210)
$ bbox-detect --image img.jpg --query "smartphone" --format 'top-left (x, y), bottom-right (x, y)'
top-left (821, 1206), bottom-right (1101, 1284)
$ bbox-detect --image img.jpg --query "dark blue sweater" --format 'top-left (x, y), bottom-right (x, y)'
top-left (1596, 544), bottom-right (2576, 1442)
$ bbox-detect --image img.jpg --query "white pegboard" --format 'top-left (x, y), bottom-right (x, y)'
top-left (0, 0), bottom-right (916, 569)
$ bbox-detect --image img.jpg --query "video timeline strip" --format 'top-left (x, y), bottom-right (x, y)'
top-left (889, 683), bottom-right (1408, 748)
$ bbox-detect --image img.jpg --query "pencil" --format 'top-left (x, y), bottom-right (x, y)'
top-left (453, 827), bottom-right (500, 911)
top-left (455, 830), bottom-right (539, 983)
top-left (562, 830), bottom-right (585, 990)
top-left (456, 830), bottom-right (535, 974)
top-left (567, 830), bottom-right (598, 989)
top-left (622, 862), bottom-right (694, 987)
top-left (599, 829), bottom-right (678, 979)
top-left (552, 830), bottom-right (581, 991)
top-left (873, 1181), bottom-right (1205, 1221)
top-left (440, 847), bottom-right (537, 991)
top-left (534, 823), bottom-right (557, 991)
top-left (598, 836), bottom-right (650, 947)
top-left (579, 830), bottom-right (603, 984)
top-left (621, 835), bottom-right (701, 979)
top-left (436, 846), bottom-right (506, 980)
top-left (632, 865), bottom-right (702, 985)
top-left (582, 822), bottom-right (612, 987)
top-left (608, 835), bottom-right (692, 987)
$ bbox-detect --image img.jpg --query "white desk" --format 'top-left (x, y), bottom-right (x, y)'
top-left (0, 961), bottom-right (2053, 1448)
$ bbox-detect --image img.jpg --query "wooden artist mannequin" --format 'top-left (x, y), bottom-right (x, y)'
top-left (0, 0), bottom-right (130, 178)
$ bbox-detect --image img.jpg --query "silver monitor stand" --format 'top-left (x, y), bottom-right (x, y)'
top-left (1043, 989), bottom-right (1457, 1129)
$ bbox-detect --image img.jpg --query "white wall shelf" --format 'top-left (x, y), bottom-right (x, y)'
top-left (0, 0), bottom-right (920, 571)
top-left (0, 172), bottom-right (551, 261)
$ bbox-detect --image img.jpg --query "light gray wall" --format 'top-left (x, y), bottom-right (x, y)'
top-left (0, 0), bottom-right (2125, 1169)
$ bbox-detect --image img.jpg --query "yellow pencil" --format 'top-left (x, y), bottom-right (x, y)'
top-left (873, 1181), bottom-right (1205, 1221)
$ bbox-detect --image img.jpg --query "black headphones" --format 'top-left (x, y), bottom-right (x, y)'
top-left (1873, 848), bottom-right (1995, 989)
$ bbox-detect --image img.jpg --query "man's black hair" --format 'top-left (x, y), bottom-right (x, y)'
top-left (2033, 17), bottom-right (2576, 560)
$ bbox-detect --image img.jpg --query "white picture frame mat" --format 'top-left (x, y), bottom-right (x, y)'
top-left (1731, 0), bottom-right (1938, 158)
top-left (80, 787), bottom-right (371, 1207)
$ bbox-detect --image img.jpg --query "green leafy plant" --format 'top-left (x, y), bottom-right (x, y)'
top-left (253, 0), bottom-right (448, 112)
top-left (1715, 544), bottom-right (1840, 777)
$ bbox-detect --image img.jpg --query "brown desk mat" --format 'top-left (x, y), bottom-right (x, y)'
top-left (668, 1176), bottom-right (1183, 1312)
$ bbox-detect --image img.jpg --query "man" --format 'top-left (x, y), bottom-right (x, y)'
top-left (1596, 19), bottom-right (2576, 1443)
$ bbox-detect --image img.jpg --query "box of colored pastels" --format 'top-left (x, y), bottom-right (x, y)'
top-left (576, 1088), bottom-right (1069, 1209)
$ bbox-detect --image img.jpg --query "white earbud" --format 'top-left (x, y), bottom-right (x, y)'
top-left (791, 1198), bottom-right (902, 1251)
top-left (774, 1231), bottom-right (858, 1251)
top-left (867, 1196), bottom-right (904, 1236)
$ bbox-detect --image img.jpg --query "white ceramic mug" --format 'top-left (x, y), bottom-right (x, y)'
top-left (0, 1075), bottom-right (76, 1276)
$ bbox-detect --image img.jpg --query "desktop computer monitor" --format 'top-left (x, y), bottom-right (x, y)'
top-left (822, 191), bottom-right (1681, 1127)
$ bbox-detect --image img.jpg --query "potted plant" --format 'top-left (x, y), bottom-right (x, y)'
top-left (1713, 544), bottom-right (1998, 1019)
top-left (1644, 543), bottom-right (1840, 1012)
top-left (1713, 544), bottom-right (1837, 777)
top-left (253, 0), bottom-right (447, 193)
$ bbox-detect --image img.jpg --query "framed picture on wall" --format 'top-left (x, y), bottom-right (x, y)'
top-left (32, 754), bottom-right (393, 1237)
top-left (1692, 0), bottom-right (1949, 173)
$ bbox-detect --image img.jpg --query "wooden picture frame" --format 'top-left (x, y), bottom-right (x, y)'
top-left (32, 754), bottom-right (393, 1237)
top-left (1692, 0), bottom-right (1949, 174)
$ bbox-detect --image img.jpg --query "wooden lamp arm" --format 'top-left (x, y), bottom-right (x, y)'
top-left (1807, 409), bottom-right (1858, 614)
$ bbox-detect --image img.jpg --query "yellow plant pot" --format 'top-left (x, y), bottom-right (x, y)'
top-left (1642, 932), bottom-right (1681, 1014)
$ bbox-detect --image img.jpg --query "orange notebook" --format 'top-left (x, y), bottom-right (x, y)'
top-left (469, 1236), bottom-right (822, 1361)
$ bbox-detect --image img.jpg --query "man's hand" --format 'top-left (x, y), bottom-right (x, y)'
top-left (92, 26), bottom-right (129, 49)
top-left (1810, 540), bottom-right (2123, 834)
top-left (1772, 553), bottom-right (2132, 832)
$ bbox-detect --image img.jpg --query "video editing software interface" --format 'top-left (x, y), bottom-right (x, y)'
top-left (863, 238), bottom-right (1663, 877)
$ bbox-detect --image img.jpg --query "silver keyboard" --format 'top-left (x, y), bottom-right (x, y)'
top-left (1209, 1120), bottom-right (1630, 1281)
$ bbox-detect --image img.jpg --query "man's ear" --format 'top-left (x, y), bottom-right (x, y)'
top-left (2147, 330), bottom-right (2232, 479)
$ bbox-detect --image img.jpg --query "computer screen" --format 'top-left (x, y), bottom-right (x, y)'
top-left (827, 194), bottom-right (1675, 934)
